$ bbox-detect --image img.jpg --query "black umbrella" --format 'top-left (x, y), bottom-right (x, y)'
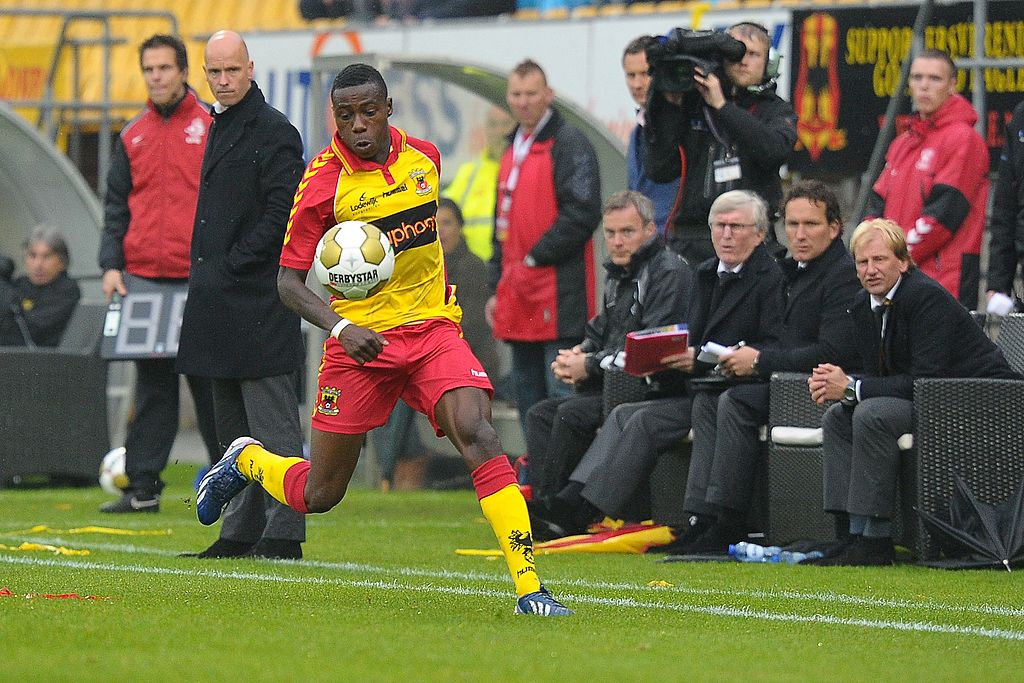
top-left (918, 474), bottom-right (1024, 571)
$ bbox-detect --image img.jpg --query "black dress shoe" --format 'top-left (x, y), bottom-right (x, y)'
top-left (100, 492), bottom-right (160, 513)
top-left (180, 538), bottom-right (253, 558)
top-left (809, 535), bottom-right (894, 567)
top-left (528, 499), bottom-right (585, 542)
top-left (647, 515), bottom-right (713, 554)
top-left (675, 520), bottom-right (748, 555)
top-left (242, 539), bottom-right (302, 560)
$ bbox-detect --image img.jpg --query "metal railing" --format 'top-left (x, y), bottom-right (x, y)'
top-left (1, 8), bottom-right (178, 200)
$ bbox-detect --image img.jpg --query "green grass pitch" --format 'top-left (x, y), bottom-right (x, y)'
top-left (2, 464), bottom-right (1023, 682)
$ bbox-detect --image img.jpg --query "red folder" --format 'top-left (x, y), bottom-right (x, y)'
top-left (623, 324), bottom-right (689, 376)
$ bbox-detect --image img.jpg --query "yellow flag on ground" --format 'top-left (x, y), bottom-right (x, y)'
top-left (1, 525), bottom-right (171, 537)
top-left (457, 523), bottom-right (675, 556)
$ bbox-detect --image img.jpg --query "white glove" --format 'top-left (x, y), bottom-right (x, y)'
top-left (987, 292), bottom-right (1015, 317)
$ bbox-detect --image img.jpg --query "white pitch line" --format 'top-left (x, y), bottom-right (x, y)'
top-left (2, 553), bottom-right (1023, 641)
top-left (8, 534), bottom-right (1024, 620)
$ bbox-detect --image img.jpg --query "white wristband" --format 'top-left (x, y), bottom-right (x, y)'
top-left (330, 318), bottom-right (352, 339)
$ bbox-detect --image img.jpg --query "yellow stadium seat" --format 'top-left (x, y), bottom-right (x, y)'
top-left (626, 2), bottom-right (660, 15)
top-left (540, 7), bottom-right (570, 20)
top-left (596, 3), bottom-right (627, 16)
top-left (651, 1), bottom-right (694, 11)
top-left (513, 9), bottom-right (542, 21)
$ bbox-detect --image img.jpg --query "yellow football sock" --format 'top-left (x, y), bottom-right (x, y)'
top-left (479, 483), bottom-right (541, 597)
top-left (234, 444), bottom-right (305, 508)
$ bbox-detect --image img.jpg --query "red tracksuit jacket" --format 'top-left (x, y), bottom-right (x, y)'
top-left (868, 94), bottom-right (989, 309)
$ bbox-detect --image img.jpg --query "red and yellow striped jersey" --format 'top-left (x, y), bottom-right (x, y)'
top-left (281, 126), bottom-right (462, 332)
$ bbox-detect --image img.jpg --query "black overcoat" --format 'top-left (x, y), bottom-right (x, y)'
top-left (852, 268), bottom-right (1021, 400)
top-left (757, 237), bottom-right (862, 374)
top-left (176, 83), bottom-right (305, 378)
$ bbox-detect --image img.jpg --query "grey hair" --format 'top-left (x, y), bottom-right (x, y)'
top-left (25, 224), bottom-right (71, 267)
top-left (602, 190), bottom-right (655, 226)
top-left (709, 190), bottom-right (769, 235)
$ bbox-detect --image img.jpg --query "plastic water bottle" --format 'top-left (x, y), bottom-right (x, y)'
top-left (769, 550), bottom-right (824, 565)
top-left (728, 542), bottom-right (782, 562)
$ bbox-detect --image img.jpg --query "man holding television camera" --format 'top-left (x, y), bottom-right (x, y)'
top-left (644, 22), bottom-right (797, 264)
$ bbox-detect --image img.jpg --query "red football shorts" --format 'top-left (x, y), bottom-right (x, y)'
top-left (312, 318), bottom-right (493, 436)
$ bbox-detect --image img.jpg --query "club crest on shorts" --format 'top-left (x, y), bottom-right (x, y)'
top-left (317, 386), bottom-right (341, 415)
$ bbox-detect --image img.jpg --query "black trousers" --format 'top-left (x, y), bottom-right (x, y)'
top-left (123, 358), bottom-right (219, 494)
top-left (685, 384), bottom-right (768, 516)
top-left (523, 391), bottom-right (604, 500)
top-left (210, 373), bottom-right (306, 544)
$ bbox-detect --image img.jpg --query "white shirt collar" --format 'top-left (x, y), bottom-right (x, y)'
top-left (871, 277), bottom-right (902, 309)
top-left (717, 261), bottom-right (743, 275)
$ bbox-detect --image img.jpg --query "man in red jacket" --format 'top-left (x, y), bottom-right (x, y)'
top-left (99, 34), bottom-right (219, 513)
top-left (865, 49), bottom-right (988, 310)
top-left (487, 59), bottom-right (602, 432)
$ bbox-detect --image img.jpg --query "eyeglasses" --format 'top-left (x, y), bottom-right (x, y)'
top-left (710, 221), bottom-right (756, 234)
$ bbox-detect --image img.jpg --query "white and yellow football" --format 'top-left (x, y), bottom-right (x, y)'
top-left (313, 220), bottom-right (396, 300)
top-left (98, 446), bottom-right (129, 496)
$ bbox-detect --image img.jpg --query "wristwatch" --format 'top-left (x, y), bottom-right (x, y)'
top-left (842, 378), bottom-right (858, 406)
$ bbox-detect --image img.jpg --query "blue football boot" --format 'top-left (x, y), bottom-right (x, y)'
top-left (514, 585), bottom-right (573, 617)
top-left (196, 436), bottom-right (259, 525)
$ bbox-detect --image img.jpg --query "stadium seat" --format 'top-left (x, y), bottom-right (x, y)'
top-left (0, 0), bottom-right (316, 130)
top-left (0, 302), bottom-right (110, 486)
top-left (596, 3), bottom-right (628, 17)
top-left (911, 376), bottom-right (1024, 559)
top-left (908, 314), bottom-right (1024, 559)
top-left (625, 2), bottom-right (660, 14)
top-left (601, 368), bottom-right (691, 524)
top-left (994, 313), bottom-right (1024, 373)
top-left (765, 372), bottom-right (833, 545)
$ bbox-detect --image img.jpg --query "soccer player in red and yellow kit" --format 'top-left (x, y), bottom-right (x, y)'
top-left (196, 63), bottom-right (571, 616)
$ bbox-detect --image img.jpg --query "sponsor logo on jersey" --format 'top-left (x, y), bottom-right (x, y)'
top-left (184, 117), bottom-right (207, 145)
top-left (386, 215), bottom-right (436, 250)
top-left (410, 169), bottom-right (433, 196)
top-left (317, 386), bottom-right (341, 416)
top-left (350, 192), bottom-right (379, 213)
top-left (381, 183), bottom-right (408, 198)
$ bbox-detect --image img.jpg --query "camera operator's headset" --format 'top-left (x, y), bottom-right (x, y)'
top-left (728, 21), bottom-right (780, 94)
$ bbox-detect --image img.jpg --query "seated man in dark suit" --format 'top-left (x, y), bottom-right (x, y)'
top-left (808, 218), bottom-right (1021, 566)
top-left (524, 190), bottom-right (691, 504)
top-left (531, 190), bottom-right (784, 539)
top-left (669, 180), bottom-right (862, 554)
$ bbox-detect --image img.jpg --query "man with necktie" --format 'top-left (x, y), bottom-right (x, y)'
top-left (807, 218), bottom-right (1020, 566)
